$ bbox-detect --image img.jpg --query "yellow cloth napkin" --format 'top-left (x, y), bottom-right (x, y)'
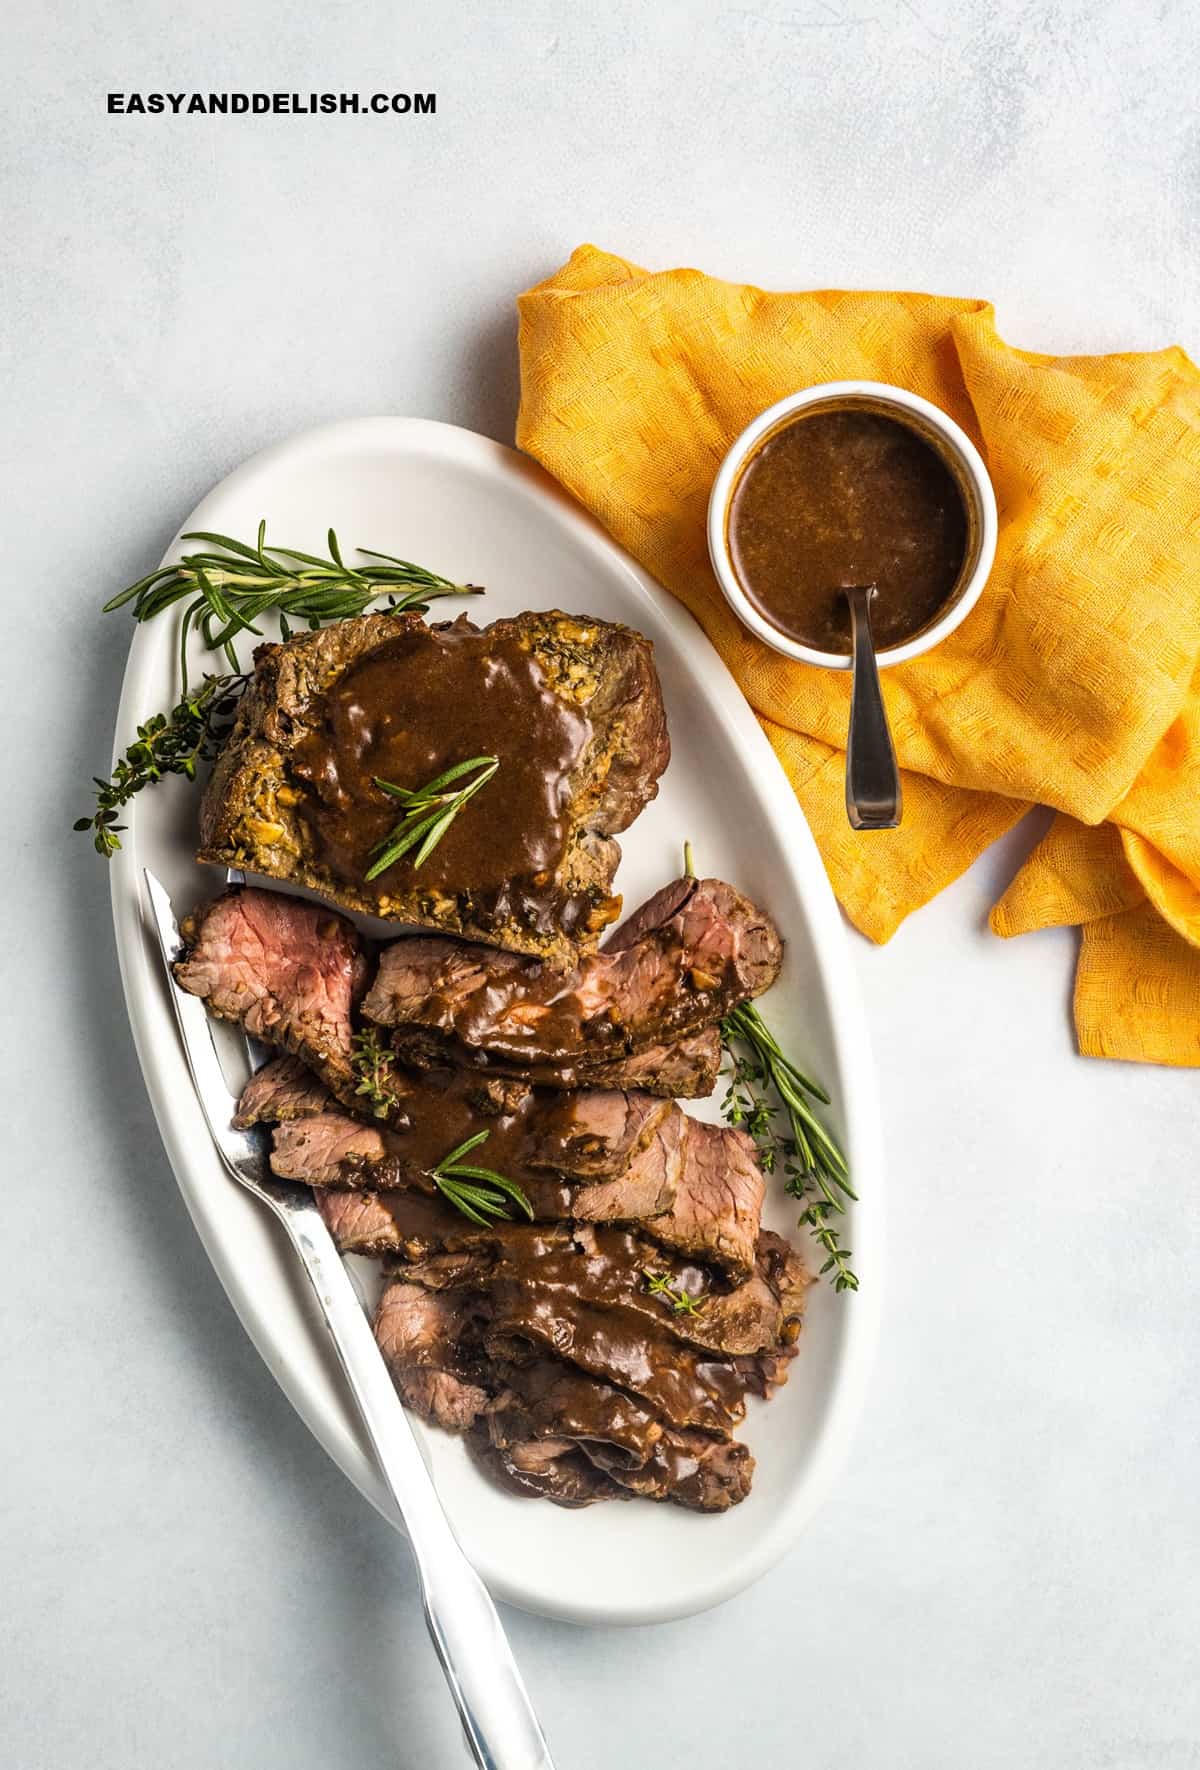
top-left (516, 245), bottom-right (1200, 1065)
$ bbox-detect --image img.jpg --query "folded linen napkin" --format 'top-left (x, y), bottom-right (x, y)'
top-left (516, 245), bottom-right (1200, 1065)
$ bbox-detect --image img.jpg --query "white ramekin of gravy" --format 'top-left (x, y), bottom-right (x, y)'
top-left (707, 381), bottom-right (998, 670)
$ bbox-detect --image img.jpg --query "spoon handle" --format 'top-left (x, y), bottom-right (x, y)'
top-left (844, 585), bottom-right (902, 830)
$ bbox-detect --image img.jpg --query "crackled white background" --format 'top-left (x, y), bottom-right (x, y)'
top-left (4, 2), bottom-right (1199, 1766)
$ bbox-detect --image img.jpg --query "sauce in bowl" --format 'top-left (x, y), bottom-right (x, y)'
top-left (726, 404), bottom-right (969, 655)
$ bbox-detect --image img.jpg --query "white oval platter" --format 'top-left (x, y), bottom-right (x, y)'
top-left (109, 417), bottom-right (882, 1627)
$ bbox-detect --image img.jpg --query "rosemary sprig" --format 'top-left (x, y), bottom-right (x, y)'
top-left (350, 1028), bottom-right (401, 1119)
top-left (79, 526), bottom-right (483, 858)
top-left (430, 1131), bottom-right (534, 1227)
top-left (721, 1002), bottom-right (858, 1292)
top-left (643, 1267), bottom-right (707, 1316)
top-left (104, 522), bottom-right (482, 691)
top-left (365, 756), bottom-right (499, 879)
top-left (682, 837), bottom-right (857, 1291)
top-left (74, 672), bottom-right (247, 856)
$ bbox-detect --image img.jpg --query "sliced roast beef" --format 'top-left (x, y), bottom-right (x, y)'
top-left (311, 1122), bottom-right (678, 1242)
top-left (473, 1438), bottom-right (625, 1507)
top-left (646, 1117), bottom-right (765, 1281)
top-left (233, 1054), bottom-right (334, 1126)
top-left (376, 1218), bottom-right (747, 1432)
top-left (236, 1036), bottom-right (676, 1184)
top-left (477, 1361), bottom-right (753, 1512)
top-left (597, 1426), bottom-right (754, 1511)
top-left (362, 1112), bottom-right (767, 1283)
top-left (546, 1026), bottom-right (722, 1097)
top-left (318, 1189), bottom-right (446, 1258)
top-left (370, 1219), bottom-right (805, 1503)
top-left (373, 1281), bottom-right (489, 1431)
top-left (174, 888), bottom-right (368, 1100)
top-left (485, 1357), bottom-right (666, 1470)
top-left (362, 876), bottom-right (782, 1074)
top-left (387, 1217), bottom-right (800, 1360)
top-left (483, 1284), bottom-right (746, 1432)
top-left (389, 1023), bottom-right (722, 1099)
top-left (270, 1113), bottom-right (399, 1187)
top-left (264, 1067), bottom-right (682, 1224)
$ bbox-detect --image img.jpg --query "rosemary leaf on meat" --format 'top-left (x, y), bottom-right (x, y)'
top-left (430, 1131), bottom-right (534, 1227)
top-left (74, 672), bottom-right (247, 857)
top-left (721, 1002), bottom-right (858, 1293)
top-left (104, 521), bottom-right (483, 692)
top-left (643, 1267), bottom-right (707, 1316)
top-left (350, 1028), bottom-right (402, 1118)
top-left (365, 756), bottom-right (500, 879)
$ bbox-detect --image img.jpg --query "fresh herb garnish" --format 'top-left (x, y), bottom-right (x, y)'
top-left (104, 522), bottom-right (482, 692)
top-left (430, 1131), bottom-right (534, 1227)
top-left (350, 1027), bottom-right (402, 1118)
top-left (643, 1267), bottom-right (707, 1316)
top-left (78, 525), bottom-right (482, 857)
top-left (721, 1002), bottom-right (858, 1292)
top-left (365, 756), bottom-right (499, 880)
top-left (684, 832), bottom-right (857, 1291)
top-left (74, 672), bottom-right (247, 857)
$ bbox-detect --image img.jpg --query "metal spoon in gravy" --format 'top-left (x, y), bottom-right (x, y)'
top-left (843, 585), bottom-right (901, 830)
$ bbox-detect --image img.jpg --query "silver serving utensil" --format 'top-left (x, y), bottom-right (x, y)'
top-left (143, 869), bottom-right (555, 1770)
top-left (843, 585), bottom-right (902, 829)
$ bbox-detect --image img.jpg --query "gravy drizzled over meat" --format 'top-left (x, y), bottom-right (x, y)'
top-left (198, 610), bottom-right (671, 964)
top-left (177, 864), bottom-right (807, 1514)
top-left (236, 1054), bottom-right (674, 1188)
top-left (291, 622), bottom-right (591, 910)
top-left (363, 875), bottom-right (784, 1072)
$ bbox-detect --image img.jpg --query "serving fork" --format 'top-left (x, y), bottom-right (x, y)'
top-left (143, 868), bottom-right (556, 1770)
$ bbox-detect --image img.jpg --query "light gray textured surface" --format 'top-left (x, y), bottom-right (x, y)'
top-left (4, 2), bottom-right (1199, 1766)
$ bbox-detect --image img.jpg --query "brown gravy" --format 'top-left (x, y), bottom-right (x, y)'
top-left (290, 620), bottom-right (591, 923)
top-left (727, 405), bottom-right (968, 654)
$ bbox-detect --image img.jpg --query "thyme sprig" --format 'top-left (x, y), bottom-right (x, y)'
top-left (365, 756), bottom-right (499, 879)
top-left (104, 522), bottom-right (482, 692)
top-left (350, 1028), bottom-right (402, 1119)
top-left (643, 1268), bottom-right (707, 1316)
top-left (74, 672), bottom-right (247, 856)
top-left (721, 1002), bottom-right (858, 1292)
top-left (430, 1131), bottom-right (534, 1227)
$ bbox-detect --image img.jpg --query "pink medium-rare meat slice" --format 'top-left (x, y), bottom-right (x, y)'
top-left (269, 1113), bottom-right (396, 1186)
top-left (646, 1118), bottom-right (766, 1282)
top-left (315, 1189), bottom-right (412, 1256)
top-left (373, 1281), bottom-right (489, 1431)
top-left (363, 876), bottom-right (783, 1072)
top-left (233, 1054), bottom-right (335, 1126)
top-left (174, 888), bottom-right (367, 1099)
